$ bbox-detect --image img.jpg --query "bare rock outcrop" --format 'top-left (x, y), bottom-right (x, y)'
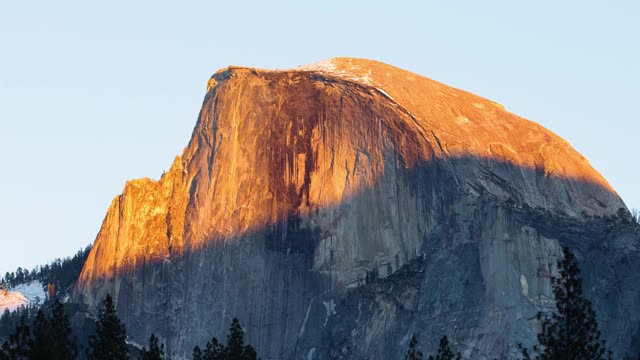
top-left (75, 58), bottom-right (640, 359)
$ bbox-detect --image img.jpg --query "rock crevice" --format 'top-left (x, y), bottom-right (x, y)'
top-left (75, 58), bottom-right (639, 359)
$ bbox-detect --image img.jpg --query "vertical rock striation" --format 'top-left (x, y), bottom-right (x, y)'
top-left (75, 58), bottom-right (640, 359)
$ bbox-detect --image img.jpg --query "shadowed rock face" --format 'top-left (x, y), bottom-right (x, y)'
top-left (75, 58), bottom-right (640, 359)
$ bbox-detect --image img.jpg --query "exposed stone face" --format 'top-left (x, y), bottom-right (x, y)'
top-left (0, 291), bottom-right (29, 312)
top-left (75, 58), bottom-right (640, 359)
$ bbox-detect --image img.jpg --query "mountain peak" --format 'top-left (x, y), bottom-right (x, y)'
top-left (76, 58), bottom-right (634, 359)
top-left (204, 57), bottom-right (619, 213)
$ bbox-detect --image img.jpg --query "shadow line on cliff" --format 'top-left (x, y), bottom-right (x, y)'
top-left (72, 153), bottom-right (637, 360)
top-left (76, 154), bottom-right (628, 290)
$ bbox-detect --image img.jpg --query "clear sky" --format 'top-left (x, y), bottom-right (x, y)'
top-left (0, 0), bottom-right (638, 276)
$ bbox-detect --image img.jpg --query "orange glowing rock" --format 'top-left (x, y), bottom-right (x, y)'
top-left (75, 58), bottom-right (628, 359)
top-left (78, 56), bottom-right (622, 295)
top-left (0, 290), bottom-right (29, 312)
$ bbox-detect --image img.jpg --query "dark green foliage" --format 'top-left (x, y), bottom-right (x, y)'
top-left (1, 316), bottom-right (30, 360)
top-left (405, 335), bottom-right (423, 360)
top-left (88, 294), bottom-right (128, 360)
top-left (203, 337), bottom-right (224, 360)
top-left (520, 247), bottom-right (611, 360)
top-left (1, 245), bottom-right (92, 298)
top-left (0, 299), bottom-right (76, 360)
top-left (427, 336), bottom-right (460, 360)
top-left (17, 300), bottom-right (76, 360)
top-left (28, 310), bottom-right (50, 359)
top-left (365, 266), bottom-right (380, 284)
top-left (139, 334), bottom-right (165, 360)
top-left (629, 326), bottom-right (640, 360)
top-left (0, 302), bottom-right (40, 340)
top-left (0, 342), bottom-right (10, 360)
top-left (49, 299), bottom-right (76, 360)
top-left (192, 318), bottom-right (257, 360)
top-left (240, 345), bottom-right (257, 360)
top-left (226, 319), bottom-right (243, 359)
top-left (192, 346), bottom-right (203, 360)
top-left (617, 207), bottom-right (633, 224)
top-left (405, 335), bottom-right (460, 360)
top-left (226, 318), bottom-right (256, 360)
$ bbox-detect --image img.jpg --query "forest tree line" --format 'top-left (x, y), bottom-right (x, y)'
top-left (1, 245), bottom-right (92, 298)
top-left (1, 293), bottom-right (258, 360)
top-left (2, 245), bottom-right (640, 359)
top-left (404, 247), bottom-right (640, 360)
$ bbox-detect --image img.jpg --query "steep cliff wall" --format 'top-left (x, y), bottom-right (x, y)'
top-left (76, 58), bottom-right (640, 359)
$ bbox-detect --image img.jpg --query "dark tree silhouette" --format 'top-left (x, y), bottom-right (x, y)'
top-left (2, 245), bottom-right (92, 297)
top-left (203, 337), bottom-right (224, 360)
top-left (1, 316), bottom-right (30, 360)
top-left (405, 335), bottom-right (424, 360)
top-left (405, 335), bottom-right (460, 360)
top-left (88, 294), bottom-right (128, 360)
top-left (520, 247), bottom-right (611, 360)
top-left (49, 299), bottom-right (76, 360)
top-left (629, 328), bottom-right (640, 360)
top-left (16, 300), bottom-right (76, 360)
top-left (0, 343), bottom-right (8, 360)
top-left (192, 346), bottom-right (203, 360)
top-left (192, 317), bottom-right (257, 360)
top-left (427, 336), bottom-right (460, 360)
top-left (139, 334), bottom-right (165, 360)
top-left (0, 303), bottom-right (40, 352)
top-left (28, 310), bottom-right (50, 359)
top-left (225, 318), bottom-right (256, 360)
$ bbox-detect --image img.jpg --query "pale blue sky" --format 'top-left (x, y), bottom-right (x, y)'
top-left (0, 1), bottom-right (638, 276)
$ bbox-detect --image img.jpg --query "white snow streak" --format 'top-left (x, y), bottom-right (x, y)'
top-left (295, 59), bottom-right (374, 87)
top-left (0, 282), bottom-right (46, 312)
top-left (322, 299), bottom-right (336, 327)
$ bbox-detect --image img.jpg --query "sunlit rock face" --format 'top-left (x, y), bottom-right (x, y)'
top-left (75, 58), bottom-right (640, 359)
top-left (0, 282), bottom-right (46, 312)
top-left (0, 291), bottom-right (29, 312)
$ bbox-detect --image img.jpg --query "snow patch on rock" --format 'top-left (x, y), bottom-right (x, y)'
top-left (306, 347), bottom-right (316, 360)
top-left (0, 282), bottom-right (45, 312)
top-left (377, 88), bottom-right (394, 101)
top-left (296, 58), bottom-right (374, 87)
top-left (520, 274), bottom-right (529, 297)
top-left (0, 291), bottom-right (29, 312)
top-left (13, 282), bottom-right (46, 303)
top-left (322, 299), bottom-right (336, 327)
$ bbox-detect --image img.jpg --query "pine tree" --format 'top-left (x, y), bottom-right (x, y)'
top-left (427, 336), bottom-right (461, 360)
top-left (203, 337), bottom-right (225, 360)
top-left (49, 299), bottom-right (76, 360)
top-left (242, 345), bottom-right (257, 360)
top-left (192, 346), bottom-right (203, 360)
top-left (520, 247), bottom-right (611, 360)
top-left (29, 310), bottom-right (51, 359)
top-left (192, 318), bottom-right (257, 360)
top-left (0, 343), bottom-right (9, 360)
top-left (3, 316), bottom-right (30, 360)
top-left (88, 294), bottom-right (128, 360)
top-left (225, 318), bottom-right (244, 359)
top-left (225, 318), bottom-right (256, 360)
top-left (139, 334), bottom-right (164, 360)
top-left (405, 335), bottom-right (423, 360)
